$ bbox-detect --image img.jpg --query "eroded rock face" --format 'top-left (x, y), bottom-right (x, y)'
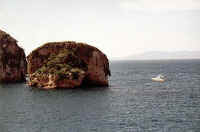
top-left (27, 41), bottom-right (111, 89)
top-left (0, 30), bottom-right (27, 82)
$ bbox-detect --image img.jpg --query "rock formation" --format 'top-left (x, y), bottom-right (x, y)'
top-left (0, 30), bottom-right (27, 82)
top-left (27, 41), bottom-right (111, 89)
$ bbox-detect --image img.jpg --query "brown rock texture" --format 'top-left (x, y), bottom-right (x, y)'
top-left (0, 29), bottom-right (27, 82)
top-left (27, 41), bottom-right (111, 89)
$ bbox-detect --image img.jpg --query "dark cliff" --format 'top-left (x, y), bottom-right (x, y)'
top-left (0, 30), bottom-right (27, 82)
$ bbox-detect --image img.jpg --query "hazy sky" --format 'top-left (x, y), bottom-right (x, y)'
top-left (0, 0), bottom-right (200, 59)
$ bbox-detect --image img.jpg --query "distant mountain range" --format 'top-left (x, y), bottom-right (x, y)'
top-left (116, 51), bottom-right (200, 60)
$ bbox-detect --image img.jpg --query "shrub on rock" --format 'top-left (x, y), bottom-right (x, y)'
top-left (27, 41), bottom-right (110, 89)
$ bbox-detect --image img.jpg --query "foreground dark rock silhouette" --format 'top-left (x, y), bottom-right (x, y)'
top-left (0, 30), bottom-right (27, 82)
top-left (27, 41), bottom-right (111, 89)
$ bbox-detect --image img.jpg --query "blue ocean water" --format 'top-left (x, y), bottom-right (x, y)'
top-left (0, 59), bottom-right (199, 132)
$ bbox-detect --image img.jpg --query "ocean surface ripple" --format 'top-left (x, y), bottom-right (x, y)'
top-left (0, 59), bottom-right (199, 132)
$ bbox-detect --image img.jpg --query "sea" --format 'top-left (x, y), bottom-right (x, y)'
top-left (0, 59), bottom-right (199, 132)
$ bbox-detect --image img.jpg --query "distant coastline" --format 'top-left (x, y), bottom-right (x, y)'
top-left (111, 51), bottom-right (200, 61)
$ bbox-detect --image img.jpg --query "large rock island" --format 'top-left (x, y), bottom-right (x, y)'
top-left (0, 29), bottom-right (27, 82)
top-left (27, 41), bottom-right (111, 89)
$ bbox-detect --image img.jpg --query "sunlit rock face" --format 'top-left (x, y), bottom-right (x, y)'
top-left (27, 41), bottom-right (111, 89)
top-left (0, 30), bottom-right (27, 82)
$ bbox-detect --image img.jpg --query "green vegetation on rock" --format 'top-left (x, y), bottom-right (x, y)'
top-left (32, 48), bottom-right (86, 81)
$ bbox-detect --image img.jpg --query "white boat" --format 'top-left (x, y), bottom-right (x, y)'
top-left (152, 74), bottom-right (165, 82)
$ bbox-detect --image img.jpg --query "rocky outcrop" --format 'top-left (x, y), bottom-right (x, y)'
top-left (27, 41), bottom-right (111, 89)
top-left (0, 30), bottom-right (27, 82)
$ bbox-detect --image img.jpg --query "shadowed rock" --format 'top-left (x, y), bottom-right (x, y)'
top-left (27, 41), bottom-right (111, 89)
top-left (0, 30), bottom-right (27, 82)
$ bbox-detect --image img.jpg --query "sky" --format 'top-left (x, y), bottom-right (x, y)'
top-left (0, 0), bottom-right (200, 59)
